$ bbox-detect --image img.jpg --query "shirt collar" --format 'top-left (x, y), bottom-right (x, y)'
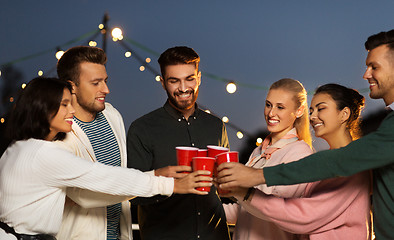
top-left (386, 102), bottom-right (394, 111)
top-left (163, 100), bottom-right (200, 120)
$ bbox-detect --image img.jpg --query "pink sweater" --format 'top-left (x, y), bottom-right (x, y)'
top-left (223, 137), bottom-right (313, 240)
top-left (240, 172), bottom-right (371, 240)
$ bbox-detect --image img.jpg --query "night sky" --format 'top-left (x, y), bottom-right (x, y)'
top-left (1, 1), bottom-right (394, 151)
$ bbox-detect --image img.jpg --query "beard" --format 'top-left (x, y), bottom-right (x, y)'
top-left (166, 89), bottom-right (199, 111)
top-left (74, 93), bottom-right (105, 116)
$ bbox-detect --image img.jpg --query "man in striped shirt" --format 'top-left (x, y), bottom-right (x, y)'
top-left (55, 46), bottom-right (132, 240)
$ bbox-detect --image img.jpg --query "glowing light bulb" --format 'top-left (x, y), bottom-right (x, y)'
top-left (21, 83), bottom-right (26, 89)
top-left (139, 66), bottom-right (145, 71)
top-left (0, 118), bottom-right (4, 124)
top-left (89, 41), bottom-right (97, 47)
top-left (55, 50), bottom-right (64, 60)
top-left (155, 75), bottom-right (161, 82)
top-left (146, 58), bottom-right (151, 63)
top-left (111, 27), bottom-right (123, 39)
top-left (256, 138), bottom-right (263, 144)
top-left (125, 51), bottom-right (132, 58)
top-left (226, 82), bottom-right (237, 94)
top-left (222, 116), bottom-right (229, 123)
top-left (9, 97), bottom-right (14, 102)
top-left (38, 70), bottom-right (44, 76)
top-left (98, 24), bottom-right (104, 29)
top-left (236, 131), bottom-right (244, 139)
top-left (205, 110), bottom-right (211, 114)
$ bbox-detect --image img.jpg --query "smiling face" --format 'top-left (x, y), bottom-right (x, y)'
top-left (47, 88), bottom-right (75, 141)
top-left (309, 93), bottom-right (345, 141)
top-left (363, 44), bottom-right (394, 105)
top-left (71, 62), bottom-right (109, 122)
top-left (264, 89), bottom-right (301, 142)
top-left (161, 64), bottom-right (201, 118)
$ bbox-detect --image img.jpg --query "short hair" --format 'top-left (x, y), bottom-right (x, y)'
top-left (314, 83), bottom-right (365, 140)
top-left (7, 77), bottom-right (72, 141)
top-left (365, 29), bottom-right (394, 52)
top-left (269, 78), bottom-right (312, 148)
top-left (57, 46), bottom-right (107, 85)
top-left (158, 46), bottom-right (200, 77)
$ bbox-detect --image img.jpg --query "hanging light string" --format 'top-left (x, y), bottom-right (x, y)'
top-left (0, 29), bottom-right (100, 68)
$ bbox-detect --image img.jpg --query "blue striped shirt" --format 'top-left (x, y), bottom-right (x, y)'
top-left (75, 112), bottom-right (121, 240)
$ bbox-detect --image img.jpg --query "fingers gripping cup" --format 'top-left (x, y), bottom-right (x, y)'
top-left (215, 151), bottom-right (239, 195)
top-left (192, 157), bottom-right (215, 192)
top-left (176, 146), bottom-right (199, 173)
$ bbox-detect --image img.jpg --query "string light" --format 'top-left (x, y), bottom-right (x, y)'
top-left (125, 51), bottom-right (132, 58)
top-left (0, 70), bottom-right (2, 77)
top-left (89, 41), bottom-right (97, 47)
top-left (236, 131), bottom-right (244, 139)
top-left (55, 50), bottom-right (64, 60)
top-left (139, 66), bottom-right (145, 71)
top-left (222, 116), bottom-right (229, 123)
top-left (226, 81), bottom-right (237, 94)
top-left (256, 137), bottom-right (263, 146)
top-left (21, 83), bottom-right (26, 89)
top-left (155, 75), bottom-right (161, 82)
top-left (205, 110), bottom-right (211, 114)
top-left (111, 27), bottom-right (123, 41)
top-left (9, 97), bottom-right (14, 102)
top-left (145, 58), bottom-right (151, 63)
top-left (38, 70), bottom-right (43, 76)
top-left (98, 24), bottom-right (104, 30)
top-left (0, 118), bottom-right (4, 124)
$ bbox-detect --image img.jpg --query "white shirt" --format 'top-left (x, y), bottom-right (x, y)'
top-left (0, 139), bottom-right (173, 237)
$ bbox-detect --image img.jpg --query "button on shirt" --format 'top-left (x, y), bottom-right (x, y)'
top-left (127, 101), bottom-right (230, 240)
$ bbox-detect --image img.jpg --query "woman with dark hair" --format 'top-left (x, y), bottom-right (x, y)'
top-left (221, 83), bottom-right (371, 239)
top-left (0, 77), bottom-right (211, 240)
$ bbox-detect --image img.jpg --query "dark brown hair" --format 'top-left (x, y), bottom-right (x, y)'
top-left (57, 46), bottom-right (107, 85)
top-left (7, 77), bottom-right (72, 141)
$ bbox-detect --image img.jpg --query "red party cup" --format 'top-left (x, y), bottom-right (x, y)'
top-left (192, 157), bottom-right (215, 192)
top-left (176, 146), bottom-right (199, 173)
top-left (197, 149), bottom-right (208, 157)
top-left (207, 145), bottom-right (229, 158)
top-left (207, 145), bottom-right (229, 177)
top-left (215, 151), bottom-right (239, 195)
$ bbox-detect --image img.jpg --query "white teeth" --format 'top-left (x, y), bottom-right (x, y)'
top-left (313, 123), bottom-right (323, 127)
top-left (370, 83), bottom-right (376, 86)
top-left (178, 93), bottom-right (191, 98)
top-left (97, 97), bottom-right (104, 100)
top-left (268, 119), bottom-right (279, 123)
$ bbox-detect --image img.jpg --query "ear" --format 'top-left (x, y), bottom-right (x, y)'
top-left (197, 71), bottom-right (202, 86)
top-left (160, 76), bottom-right (166, 90)
top-left (340, 107), bottom-right (351, 123)
top-left (296, 105), bottom-right (305, 118)
top-left (68, 80), bottom-right (76, 94)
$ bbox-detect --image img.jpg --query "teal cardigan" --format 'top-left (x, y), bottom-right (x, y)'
top-left (264, 111), bottom-right (394, 240)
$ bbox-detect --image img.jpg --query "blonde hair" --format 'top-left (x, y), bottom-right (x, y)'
top-left (269, 78), bottom-right (312, 148)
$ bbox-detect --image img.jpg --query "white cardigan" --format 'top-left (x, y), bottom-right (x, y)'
top-left (0, 139), bottom-right (173, 239)
top-left (54, 103), bottom-right (168, 240)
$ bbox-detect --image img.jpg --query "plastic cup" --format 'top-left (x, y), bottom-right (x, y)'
top-left (192, 157), bottom-right (215, 192)
top-left (197, 149), bottom-right (208, 157)
top-left (207, 145), bottom-right (229, 177)
top-left (176, 146), bottom-right (199, 173)
top-left (207, 145), bottom-right (229, 158)
top-left (215, 151), bottom-right (239, 195)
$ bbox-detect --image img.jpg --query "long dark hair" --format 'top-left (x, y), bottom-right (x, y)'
top-left (7, 77), bottom-right (72, 141)
top-left (314, 83), bottom-right (365, 140)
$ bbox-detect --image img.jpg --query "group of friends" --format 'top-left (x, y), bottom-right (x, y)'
top-left (0, 28), bottom-right (393, 240)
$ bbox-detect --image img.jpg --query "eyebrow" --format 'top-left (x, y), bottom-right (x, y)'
top-left (166, 74), bottom-right (196, 81)
top-left (89, 76), bottom-right (108, 82)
